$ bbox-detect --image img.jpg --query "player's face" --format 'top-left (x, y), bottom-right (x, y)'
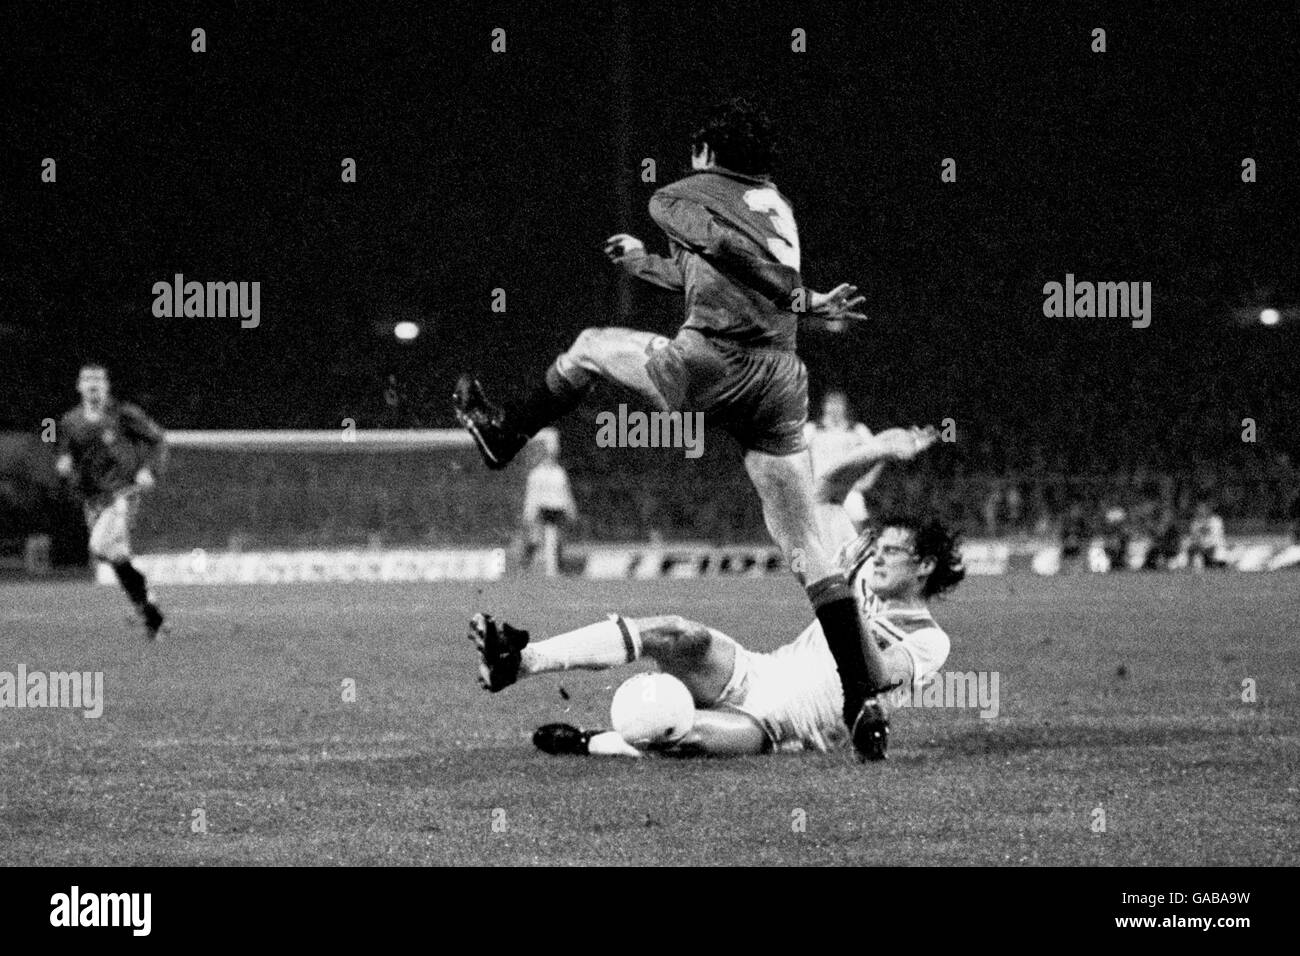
top-left (78, 369), bottom-right (109, 406)
top-left (861, 527), bottom-right (932, 600)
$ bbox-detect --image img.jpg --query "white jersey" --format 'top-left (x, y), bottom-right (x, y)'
top-left (806, 421), bottom-right (876, 523)
top-left (800, 421), bottom-right (873, 476)
top-left (804, 421), bottom-right (874, 479)
top-left (523, 461), bottom-right (576, 523)
top-left (717, 589), bottom-right (951, 752)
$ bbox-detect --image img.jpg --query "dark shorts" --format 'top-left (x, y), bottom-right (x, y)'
top-left (645, 328), bottom-right (809, 456)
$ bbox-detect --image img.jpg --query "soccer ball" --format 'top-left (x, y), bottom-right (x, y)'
top-left (609, 673), bottom-right (695, 747)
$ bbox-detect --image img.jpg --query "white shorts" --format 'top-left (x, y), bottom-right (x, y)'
top-left (84, 491), bottom-right (139, 562)
top-left (713, 630), bottom-right (848, 753)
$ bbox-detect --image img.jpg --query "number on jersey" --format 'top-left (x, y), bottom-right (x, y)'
top-left (743, 187), bottom-right (801, 271)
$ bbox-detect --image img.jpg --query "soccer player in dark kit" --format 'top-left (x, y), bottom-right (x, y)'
top-left (54, 364), bottom-right (169, 639)
top-left (454, 98), bottom-right (898, 760)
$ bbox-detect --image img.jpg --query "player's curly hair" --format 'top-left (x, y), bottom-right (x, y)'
top-left (691, 97), bottom-right (775, 176)
top-left (872, 512), bottom-right (967, 598)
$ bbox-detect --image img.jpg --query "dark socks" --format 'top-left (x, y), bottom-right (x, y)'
top-left (808, 574), bottom-right (886, 724)
top-left (111, 560), bottom-right (149, 607)
top-left (507, 363), bottom-right (591, 438)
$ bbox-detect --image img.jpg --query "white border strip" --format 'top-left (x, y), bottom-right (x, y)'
top-left (165, 429), bottom-right (473, 449)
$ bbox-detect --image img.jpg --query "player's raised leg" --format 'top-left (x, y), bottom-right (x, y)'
top-left (468, 610), bottom-right (735, 701)
top-left (468, 611), bottom-right (640, 692)
top-left (743, 447), bottom-right (891, 756)
top-left (454, 327), bottom-right (667, 470)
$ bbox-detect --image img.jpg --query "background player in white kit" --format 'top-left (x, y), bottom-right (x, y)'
top-left (469, 424), bottom-right (964, 760)
top-left (805, 389), bottom-right (878, 531)
top-left (519, 429), bottom-right (577, 575)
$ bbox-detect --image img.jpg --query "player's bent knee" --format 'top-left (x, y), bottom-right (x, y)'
top-left (97, 543), bottom-right (130, 563)
top-left (656, 616), bottom-right (712, 663)
top-left (640, 616), bottom-right (710, 662)
top-left (747, 452), bottom-right (812, 511)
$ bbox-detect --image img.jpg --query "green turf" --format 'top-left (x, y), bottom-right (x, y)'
top-left (1, 573), bottom-right (1296, 865)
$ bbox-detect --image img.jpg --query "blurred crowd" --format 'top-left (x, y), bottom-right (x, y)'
top-left (559, 418), bottom-right (1299, 543)
top-left (3, 418), bottom-right (1297, 556)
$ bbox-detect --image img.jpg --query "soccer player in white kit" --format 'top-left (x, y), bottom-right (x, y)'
top-left (469, 425), bottom-right (964, 759)
top-left (519, 429), bottom-right (577, 574)
top-left (805, 390), bottom-right (878, 529)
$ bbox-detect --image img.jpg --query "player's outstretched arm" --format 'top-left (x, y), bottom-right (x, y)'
top-left (815, 426), bottom-right (937, 506)
top-left (604, 233), bottom-right (685, 291)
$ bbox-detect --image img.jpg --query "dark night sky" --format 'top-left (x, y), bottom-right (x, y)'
top-left (3, 1), bottom-right (1298, 466)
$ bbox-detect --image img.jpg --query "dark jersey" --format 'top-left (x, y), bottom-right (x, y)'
top-left (58, 401), bottom-right (166, 501)
top-left (623, 169), bottom-right (803, 351)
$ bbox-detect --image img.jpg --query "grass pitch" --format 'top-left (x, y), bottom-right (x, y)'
top-left (1, 572), bottom-right (1296, 865)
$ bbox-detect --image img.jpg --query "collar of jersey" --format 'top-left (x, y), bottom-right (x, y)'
top-left (694, 166), bottom-right (773, 186)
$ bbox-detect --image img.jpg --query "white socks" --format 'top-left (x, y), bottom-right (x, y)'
top-left (587, 731), bottom-right (644, 758)
top-left (520, 615), bottom-right (642, 675)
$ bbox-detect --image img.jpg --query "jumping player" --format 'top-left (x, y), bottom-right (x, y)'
top-left (54, 364), bottom-right (168, 639)
top-left (454, 98), bottom-right (892, 757)
top-left (469, 426), bottom-right (960, 760)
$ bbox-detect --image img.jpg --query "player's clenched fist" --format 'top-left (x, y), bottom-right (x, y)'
top-left (603, 233), bottom-right (645, 263)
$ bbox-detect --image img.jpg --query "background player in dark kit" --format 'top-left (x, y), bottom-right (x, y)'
top-left (55, 364), bottom-right (168, 639)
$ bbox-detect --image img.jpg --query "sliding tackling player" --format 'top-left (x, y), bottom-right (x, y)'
top-left (54, 364), bottom-right (168, 639)
top-left (455, 98), bottom-right (893, 757)
top-left (469, 425), bottom-right (964, 760)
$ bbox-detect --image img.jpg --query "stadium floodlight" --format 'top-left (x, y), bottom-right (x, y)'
top-left (1259, 308), bottom-right (1280, 326)
top-left (394, 321), bottom-right (420, 341)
